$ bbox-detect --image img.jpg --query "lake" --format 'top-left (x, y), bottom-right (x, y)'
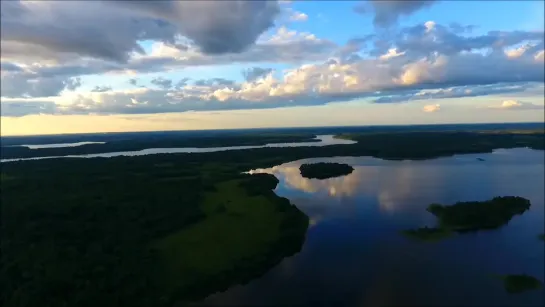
top-left (7, 141), bottom-right (106, 149)
top-left (193, 148), bottom-right (545, 307)
top-left (0, 135), bottom-right (355, 163)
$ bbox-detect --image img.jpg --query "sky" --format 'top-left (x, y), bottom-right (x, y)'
top-left (1, 0), bottom-right (544, 136)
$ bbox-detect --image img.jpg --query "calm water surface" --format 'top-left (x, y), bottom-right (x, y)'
top-left (195, 148), bottom-right (545, 307)
top-left (12, 141), bottom-right (106, 149)
top-left (1, 135), bottom-right (354, 163)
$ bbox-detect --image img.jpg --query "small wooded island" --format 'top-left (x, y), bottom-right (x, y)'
top-left (497, 274), bottom-right (543, 293)
top-left (402, 196), bottom-right (531, 242)
top-left (299, 162), bottom-right (354, 179)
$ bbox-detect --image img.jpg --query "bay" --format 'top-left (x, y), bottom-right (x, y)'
top-left (195, 148), bottom-right (545, 307)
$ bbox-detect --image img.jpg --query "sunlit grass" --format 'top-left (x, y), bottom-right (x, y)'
top-left (152, 179), bottom-right (307, 301)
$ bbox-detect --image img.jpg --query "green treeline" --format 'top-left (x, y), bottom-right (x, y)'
top-left (3, 130), bottom-right (543, 162)
top-left (0, 134), bottom-right (318, 159)
top-left (1, 159), bottom-right (308, 307)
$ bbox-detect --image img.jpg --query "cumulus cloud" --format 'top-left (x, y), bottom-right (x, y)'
top-left (290, 12), bottom-right (309, 22)
top-left (422, 104), bottom-right (441, 112)
top-left (367, 22), bottom-right (544, 59)
top-left (373, 83), bottom-right (541, 103)
top-left (486, 100), bottom-right (544, 110)
top-left (354, 0), bottom-right (438, 27)
top-left (1, 19), bottom-right (544, 117)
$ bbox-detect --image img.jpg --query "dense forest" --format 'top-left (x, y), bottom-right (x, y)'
top-left (2, 123), bottom-right (543, 160)
top-left (1, 127), bottom-right (544, 306)
top-left (1, 159), bottom-right (308, 307)
top-left (2, 129), bottom-right (544, 162)
top-left (428, 196), bottom-right (531, 231)
top-left (497, 274), bottom-right (543, 293)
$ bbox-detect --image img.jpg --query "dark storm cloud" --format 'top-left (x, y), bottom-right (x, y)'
top-left (1, 0), bottom-right (281, 64)
top-left (174, 1), bottom-right (280, 54)
top-left (174, 78), bottom-right (191, 90)
top-left (150, 77), bottom-right (173, 90)
top-left (100, 0), bottom-right (282, 54)
top-left (354, 0), bottom-right (438, 28)
top-left (1, 1), bottom-right (156, 63)
top-left (242, 67), bottom-right (274, 81)
top-left (1, 73), bottom-right (82, 98)
top-left (1, 62), bottom-right (23, 72)
top-left (91, 86), bottom-right (113, 93)
top-left (0, 101), bottom-right (57, 117)
top-left (194, 78), bottom-right (236, 87)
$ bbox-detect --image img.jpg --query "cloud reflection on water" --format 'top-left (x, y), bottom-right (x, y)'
top-left (248, 158), bottom-right (450, 222)
top-left (250, 164), bottom-right (363, 197)
top-left (249, 149), bottom-right (545, 223)
top-left (201, 149), bottom-right (545, 307)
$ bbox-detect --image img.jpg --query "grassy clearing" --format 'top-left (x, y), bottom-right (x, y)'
top-left (152, 179), bottom-right (307, 302)
top-left (0, 173), bottom-right (15, 182)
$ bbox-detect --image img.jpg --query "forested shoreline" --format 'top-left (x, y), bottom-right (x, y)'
top-left (1, 128), bottom-right (544, 306)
